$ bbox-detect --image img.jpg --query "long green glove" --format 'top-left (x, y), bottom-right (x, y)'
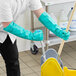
top-left (3, 21), bottom-right (43, 41)
top-left (39, 12), bottom-right (70, 40)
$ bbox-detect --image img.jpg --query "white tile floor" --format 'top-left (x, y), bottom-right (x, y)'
top-left (0, 41), bottom-right (76, 76)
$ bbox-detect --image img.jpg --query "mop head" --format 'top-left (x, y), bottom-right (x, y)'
top-left (41, 49), bottom-right (63, 69)
top-left (41, 58), bottom-right (64, 76)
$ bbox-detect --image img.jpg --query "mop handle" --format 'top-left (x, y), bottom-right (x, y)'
top-left (58, 2), bottom-right (76, 59)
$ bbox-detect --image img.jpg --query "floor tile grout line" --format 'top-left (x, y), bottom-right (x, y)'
top-left (66, 43), bottom-right (76, 52)
top-left (19, 57), bottom-right (39, 75)
top-left (19, 54), bottom-right (39, 75)
top-left (21, 51), bottom-right (41, 75)
top-left (22, 72), bottom-right (39, 76)
top-left (0, 66), bottom-right (6, 74)
top-left (55, 44), bottom-right (72, 68)
top-left (61, 51), bottom-right (73, 68)
top-left (64, 43), bottom-right (76, 60)
top-left (63, 50), bottom-right (76, 61)
top-left (0, 59), bottom-right (6, 73)
top-left (24, 51), bottom-right (41, 65)
top-left (23, 51), bottom-right (42, 76)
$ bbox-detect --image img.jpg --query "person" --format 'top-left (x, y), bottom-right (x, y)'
top-left (0, 0), bottom-right (70, 76)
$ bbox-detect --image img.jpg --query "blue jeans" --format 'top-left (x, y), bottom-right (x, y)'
top-left (0, 35), bottom-right (20, 76)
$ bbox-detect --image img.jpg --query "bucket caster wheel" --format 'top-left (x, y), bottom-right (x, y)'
top-left (30, 44), bottom-right (39, 55)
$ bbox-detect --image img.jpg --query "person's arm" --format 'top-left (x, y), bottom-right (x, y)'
top-left (0, 0), bottom-right (43, 41)
top-left (2, 21), bottom-right (43, 41)
top-left (2, 21), bottom-right (12, 27)
top-left (34, 8), bottom-right (70, 40)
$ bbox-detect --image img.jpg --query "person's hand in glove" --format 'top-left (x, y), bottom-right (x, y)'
top-left (55, 26), bottom-right (70, 40)
top-left (32, 30), bottom-right (44, 41)
top-left (3, 21), bottom-right (43, 41)
top-left (34, 9), bottom-right (70, 40)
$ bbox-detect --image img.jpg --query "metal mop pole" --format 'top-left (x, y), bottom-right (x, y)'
top-left (40, 41), bottom-right (46, 62)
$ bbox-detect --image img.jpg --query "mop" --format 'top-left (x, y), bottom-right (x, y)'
top-left (41, 2), bottom-right (76, 76)
top-left (41, 45), bottom-right (63, 68)
top-left (41, 41), bottom-right (64, 76)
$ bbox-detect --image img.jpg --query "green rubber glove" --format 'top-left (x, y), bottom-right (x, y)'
top-left (38, 12), bottom-right (70, 40)
top-left (33, 30), bottom-right (44, 41)
top-left (3, 21), bottom-right (43, 41)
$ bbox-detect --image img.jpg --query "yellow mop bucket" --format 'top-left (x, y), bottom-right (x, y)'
top-left (64, 67), bottom-right (76, 76)
top-left (40, 41), bottom-right (64, 76)
top-left (41, 58), bottom-right (64, 76)
top-left (41, 2), bottom-right (76, 76)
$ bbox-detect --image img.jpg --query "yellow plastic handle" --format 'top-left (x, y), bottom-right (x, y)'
top-left (58, 2), bottom-right (76, 59)
top-left (64, 67), bottom-right (76, 76)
